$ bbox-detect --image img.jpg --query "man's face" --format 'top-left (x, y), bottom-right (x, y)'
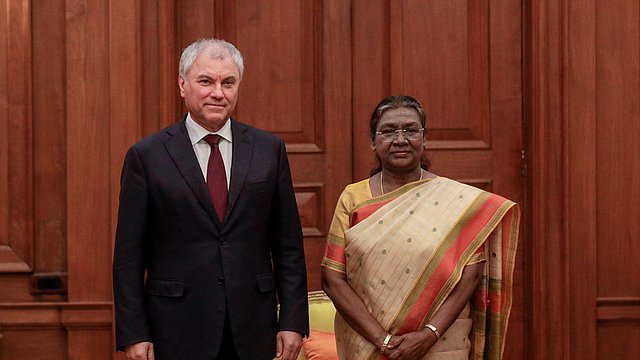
top-left (178, 54), bottom-right (241, 132)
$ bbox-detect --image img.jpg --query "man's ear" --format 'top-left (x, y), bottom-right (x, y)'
top-left (370, 139), bottom-right (376, 151)
top-left (178, 75), bottom-right (186, 97)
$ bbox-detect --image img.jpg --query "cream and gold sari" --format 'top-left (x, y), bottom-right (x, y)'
top-left (322, 177), bottom-right (519, 360)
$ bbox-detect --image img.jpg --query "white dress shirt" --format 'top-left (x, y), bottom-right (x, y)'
top-left (185, 113), bottom-right (233, 189)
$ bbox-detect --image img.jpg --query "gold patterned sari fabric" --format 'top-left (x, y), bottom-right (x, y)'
top-left (322, 177), bottom-right (520, 360)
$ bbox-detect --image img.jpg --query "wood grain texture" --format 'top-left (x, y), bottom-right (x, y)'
top-left (594, 0), bottom-right (640, 358)
top-left (352, 0), bottom-right (389, 179)
top-left (0, 302), bottom-right (112, 359)
top-left (65, 0), bottom-right (112, 302)
top-left (525, 1), bottom-right (571, 358)
top-left (595, 0), bottom-right (640, 299)
top-left (228, 1), bottom-right (323, 152)
top-left (567, 0), bottom-right (598, 358)
top-left (1, 0), bottom-right (33, 273)
top-left (32, 0), bottom-right (67, 281)
top-left (0, 0), bottom-right (9, 253)
top-left (526, 0), bottom-right (640, 359)
top-left (109, 0), bottom-right (143, 246)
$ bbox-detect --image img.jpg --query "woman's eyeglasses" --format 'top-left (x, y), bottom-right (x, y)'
top-left (375, 128), bottom-right (424, 142)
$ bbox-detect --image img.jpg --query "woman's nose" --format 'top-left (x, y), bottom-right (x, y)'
top-left (393, 132), bottom-right (409, 143)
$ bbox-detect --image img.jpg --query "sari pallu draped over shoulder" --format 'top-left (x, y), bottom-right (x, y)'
top-left (331, 177), bottom-right (519, 360)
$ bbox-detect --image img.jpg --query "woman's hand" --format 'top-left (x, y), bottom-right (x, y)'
top-left (321, 267), bottom-right (390, 349)
top-left (384, 330), bottom-right (437, 360)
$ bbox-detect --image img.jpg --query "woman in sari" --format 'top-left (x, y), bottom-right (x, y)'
top-left (321, 96), bottom-right (519, 360)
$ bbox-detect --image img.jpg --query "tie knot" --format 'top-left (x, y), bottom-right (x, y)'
top-left (204, 134), bottom-right (222, 146)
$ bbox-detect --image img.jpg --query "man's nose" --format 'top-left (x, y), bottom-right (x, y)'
top-left (209, 84), bottom-right (224, 98)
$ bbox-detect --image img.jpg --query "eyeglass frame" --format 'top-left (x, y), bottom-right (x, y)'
top-left (374, 128), bottom-right (425, 142)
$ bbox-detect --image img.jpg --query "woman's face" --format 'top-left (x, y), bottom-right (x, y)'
top-left (372, 107), bottom-right (426, 174)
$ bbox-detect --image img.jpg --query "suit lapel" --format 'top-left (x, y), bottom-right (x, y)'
top-left (163, 120), bottom-right (221, 226)
top-left (226, 120), bottom-right (253, 219)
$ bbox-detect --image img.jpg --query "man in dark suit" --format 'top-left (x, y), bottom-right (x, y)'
top-left (113, 38), bottom-right (309, 360)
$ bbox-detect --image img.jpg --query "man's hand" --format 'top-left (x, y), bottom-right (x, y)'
top-left (276, 331), bottom-right (303, 360)
top-left (124, 341), bottom-right (154, 360)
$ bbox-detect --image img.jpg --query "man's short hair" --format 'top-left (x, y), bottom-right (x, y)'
top-left (179, 38), bottom-right (244, 79)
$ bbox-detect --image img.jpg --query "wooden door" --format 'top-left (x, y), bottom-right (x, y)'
top-left (352, 1), bottom-right (525, 358)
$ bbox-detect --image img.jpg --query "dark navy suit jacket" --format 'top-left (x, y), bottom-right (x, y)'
top-left (113, 118), bottom-right (309, 359)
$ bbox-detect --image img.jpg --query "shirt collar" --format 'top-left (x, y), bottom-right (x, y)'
top-left (185, 113), bottom-right (233, 146)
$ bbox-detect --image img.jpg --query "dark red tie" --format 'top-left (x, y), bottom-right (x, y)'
top-left (204, 134), bottom-right (227, 222)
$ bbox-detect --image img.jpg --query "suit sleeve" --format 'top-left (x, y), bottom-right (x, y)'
top-left (112, 145), bottom-right (151, 350)
top-left (269, 140), bottom-right (310, 335)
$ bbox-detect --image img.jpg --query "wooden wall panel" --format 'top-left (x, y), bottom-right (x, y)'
top-left (596, 0), bottom-right (640, 298)
top-left (108, 0), bottom-right (143, 242)
top-left (352, 0), bottom-right (389, 178)
top-left (0, 302), bottom-right (113, 359)
top-left (0, 0), bottom-right (32, 273)
top-left (392, 0), bottom-right (490, 149)
top-left (566, 0), bottom-right (598, 358)
top-left (178, 0), bottom-right (215, 46)
top-left (32, 0), bottom-right (68, 286)
top-left (353, 0), bottom-right (522, 195)
top-left (597, 322), bottom-right (640, 359)
top-left (141, 0), bottom-right (180, 133)
top-left (525, 0), bottom-right (571, 357)
top-left (527, 0), bottom-right (640, 359)
top-left (0, 329), bottom-right (66, 360)
top-left (223, 1), bottom-right (323, 152)
top-left (306, 0), bottom-right (352, 290)
top-left (594, 0), bottom-right (640, 357)
top-left (0, 0), bottom-right (8, 260)
top-left (65, 0), bottom-right (112, 303)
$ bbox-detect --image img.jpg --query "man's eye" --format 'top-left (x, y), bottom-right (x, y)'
top-left (198, 79), bottom-right (211, 85)
top-left (406, 129), bottom-right (420, 134)
top-left (380, 129), bottom-right (396, 135)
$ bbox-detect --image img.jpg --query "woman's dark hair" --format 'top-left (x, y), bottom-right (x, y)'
top-left (369, 95), bottom-right (431, 176)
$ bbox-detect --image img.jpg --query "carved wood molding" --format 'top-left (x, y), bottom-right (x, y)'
top-left (294, 183), bottom-right (325, 237)
top-left (596, 297), bottom-right (640, 323)
top-left (0, 302), bottom-right (112, 330)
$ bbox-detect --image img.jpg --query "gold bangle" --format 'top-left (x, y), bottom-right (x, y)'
top-left (380, 333), bottom-right (392, 353)
top-left (424, 324), bottom-right (440, 339)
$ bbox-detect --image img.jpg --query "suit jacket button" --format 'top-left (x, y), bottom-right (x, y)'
top-left (217, 277), bottom-right (225, 285)
top-left (220, 237), bottom-right (228, 246)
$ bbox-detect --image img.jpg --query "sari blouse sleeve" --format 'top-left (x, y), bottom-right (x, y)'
top-left (321, 187), bottom-right (356, 273)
